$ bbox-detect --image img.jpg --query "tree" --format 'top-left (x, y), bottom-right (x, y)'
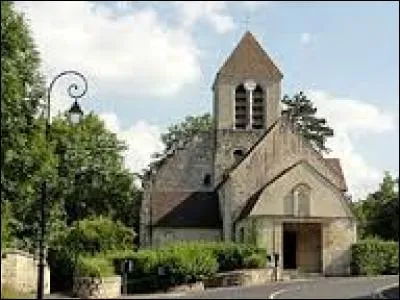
top-left (1, 1), bottom-right (50, 251)
top-left (158, 113), bottom-right (213, 155)
top-left (49, 113), bottom-right (142, 230)
top-left (281, 91), bottom-right (334, 153)
top-left (352, 172), bottom-right (399, 241)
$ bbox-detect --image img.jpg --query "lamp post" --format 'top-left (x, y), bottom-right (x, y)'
top-left (37, 71), bottom-right (87, 300)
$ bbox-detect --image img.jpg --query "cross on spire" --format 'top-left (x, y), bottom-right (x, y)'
top-left (242, 14), bottom-right (250, 31)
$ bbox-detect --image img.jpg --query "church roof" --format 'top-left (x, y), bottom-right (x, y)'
top-left (324, 158), bottom-right (347, 190)
top-left (151, 191), bottom-right (222, 228)
top-left (215, 31), bottom-right (283, 83)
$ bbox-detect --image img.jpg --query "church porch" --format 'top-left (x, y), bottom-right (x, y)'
top-left (235, 216), bottom-right (354, 276)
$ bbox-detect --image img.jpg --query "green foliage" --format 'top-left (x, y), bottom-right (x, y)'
top-left (352, 172), bottom-right (399, 241)
top-left (243, 253), bottom-right (266, 269)
top-left (1, 201), bottom-right (14, 249)
top-left (204, 241), bottom-right (267, 272)
top-left (1, 0), bottom-right (51, 252)
top-left (351, 238), bottom-right (399, 275)
top-left (64, 216), bottom-right (136, 255)
top-left (48, 216), bottom-right (136, 291)
top-left (281, 91), bottom-right (334, 153)
top-left (76, 255), bottom-right (115, 277)
top-left (161, 113), bottom-right (213, 152)
top-left (106, 241), bottom-right (267, 293)
top-left (50, 114), bottom-right (142, 228)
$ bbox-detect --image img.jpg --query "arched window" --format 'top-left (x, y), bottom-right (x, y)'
top-left (284, 184), bottom-right (311, 216)
top-left (252, 85), bottom-right (265, 129)
top-left (294, 184), bottom-right (311, 217)
top-left (235, 84), bottom-right (248, 129)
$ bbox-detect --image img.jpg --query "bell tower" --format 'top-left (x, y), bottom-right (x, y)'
top-left (213, 31), bottom-right (283, 183)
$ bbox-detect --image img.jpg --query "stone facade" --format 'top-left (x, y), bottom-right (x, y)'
top-left (73, 276), bottom-right (121, 299)
top-left (322, 218), bottom-right (357, 276)
top-left (204, 268), bottom-right (283, 288)
top-left (139, 31), bottom-right (356, 276)
top-left (1, 249), bottom-right (50, 294)
top-left (140, 131), bottom-right (216, 248)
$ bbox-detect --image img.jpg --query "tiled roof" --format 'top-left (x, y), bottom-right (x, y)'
top-left (216, 31), bottom-right (283, 81)
top-left (151, 191), bottom-right (222, 228)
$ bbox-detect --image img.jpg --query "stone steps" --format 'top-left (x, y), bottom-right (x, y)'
top-left (282, 270), bottom-right (323, 280)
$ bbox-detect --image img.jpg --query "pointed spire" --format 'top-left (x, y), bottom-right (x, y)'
top-left (216, 31), bottom-right (283, 83)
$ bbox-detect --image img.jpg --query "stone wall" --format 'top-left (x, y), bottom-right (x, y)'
top-left (167, 281), bottom-right (204, 293)
top-left (219, 116), bottom-right (348, 240)
top-left (236, 217), bottom-right (356, 276)
top-left (250, 163), bottom-right (351, 218)
top-left (323, 218), bottom-right (357, 276)
top-left (73, 276), bottom-right (121, 299)
top-left (214, 129), bottom-right (262, 185)
top-left (1, 249), bottom-right (50, 294)
top-left (213, 77), bottom-right (281, 131)
top-left (151, 228), bottom-right (222, 247)
top-left (140, 132), bottom-right (215, 248)
top-left (204, 268), bottom-right (282, 288)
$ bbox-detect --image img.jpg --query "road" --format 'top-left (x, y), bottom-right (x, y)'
top-left (121, 275), bottom-right (399, 299)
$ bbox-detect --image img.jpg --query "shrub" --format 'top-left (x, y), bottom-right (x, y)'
top-left (106, 241), bottom-right (268, 293)
top-left (203, 242), bottom-right (267, 271)
top-left (75, 255), bottom-right (115, 278)
top-left (65, 216), bottom-right (136, 255)
top-left (351, 238), bottom-right (399, 275)
top-left (48, 216), bottom-right (136, 292)
top-left (243, 253), bottom-right (266, 269)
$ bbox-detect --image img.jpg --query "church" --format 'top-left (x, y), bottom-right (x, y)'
top-left (139, 31), bottom-right (357, 276)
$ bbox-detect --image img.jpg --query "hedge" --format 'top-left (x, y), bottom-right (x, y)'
top-left (110, 241), bottom-right (268, 293)
top-left (72, 241), bottom-right (268, 293)
top-left (351, 238), bottom-right (399, 275)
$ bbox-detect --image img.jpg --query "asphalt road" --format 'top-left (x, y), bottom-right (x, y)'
top-left (121, 275), bottom-right (399, 299)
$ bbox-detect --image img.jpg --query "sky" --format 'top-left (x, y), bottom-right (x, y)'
top-left (15, 1), bottom-right (399, 201)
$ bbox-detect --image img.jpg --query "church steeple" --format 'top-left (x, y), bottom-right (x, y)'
top-left (213, 31), bottom-right (283, 185)
top-left (214, 31), bottom-right (283, 86)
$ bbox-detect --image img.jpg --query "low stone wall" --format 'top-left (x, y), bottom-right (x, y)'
top-left (73, 276), bottom-right (121, 299)
top-left (204, 268), bottom-right (282, 288)
top-left (167, 281), bottom-right (204, 293)
top-left (1, 248), bottom-right (50, 294)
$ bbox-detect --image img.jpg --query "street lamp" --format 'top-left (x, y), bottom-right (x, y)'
top-left (37, 70), bottom-right (87, 300)
top-left (68, 100), bottom-right (84, 125)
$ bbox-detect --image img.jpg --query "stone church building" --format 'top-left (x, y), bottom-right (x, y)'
top-left (140, 32), bottom-right (357, 276)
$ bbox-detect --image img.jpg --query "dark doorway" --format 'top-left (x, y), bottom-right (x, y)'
top-left (283, 230), bottom-right (297, 269)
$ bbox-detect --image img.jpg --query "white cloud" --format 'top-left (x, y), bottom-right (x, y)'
top-left (16, 1), bottom-right (202, 99)
top-left (174, 1), bottom-right (235, 34)
top-left (100, 113), bottom-right (165, 175)
top-left (308, 90), bottom-right (396, 200)
top-left (300, 32), bottom-right (313, 45)
top-left (242, 1), bottom-right (271, 10)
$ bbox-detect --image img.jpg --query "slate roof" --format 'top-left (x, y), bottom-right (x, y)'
top-left (151, 191), bottom-right (222, 228)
